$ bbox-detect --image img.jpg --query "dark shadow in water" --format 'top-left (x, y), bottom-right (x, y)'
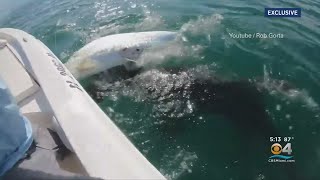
top-left (86, 65), bottom-right (300, 180)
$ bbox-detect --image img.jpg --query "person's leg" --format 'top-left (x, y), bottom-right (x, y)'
top-left (0, 77), bottom-right (33, 176)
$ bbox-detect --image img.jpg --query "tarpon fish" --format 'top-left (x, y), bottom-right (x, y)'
top-left (65, 31), bottom-right (177, 79)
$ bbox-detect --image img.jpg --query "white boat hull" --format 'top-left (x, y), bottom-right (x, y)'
top-left (0, 28), bottom-right (165, 180)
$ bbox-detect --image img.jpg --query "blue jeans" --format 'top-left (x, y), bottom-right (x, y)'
top-left (0, 78), bottom-right (33, 176)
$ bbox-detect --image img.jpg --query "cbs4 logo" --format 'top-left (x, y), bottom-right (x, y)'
top-left (271, 143), bottom-right (292, 155)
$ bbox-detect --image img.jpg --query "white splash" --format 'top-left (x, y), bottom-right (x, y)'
top-left (160, 149), bottom-right (198, 180)
top-left (258, 65), bottom-right (319, 110)
top-left (135, 13), bottom-right (166, 31)
top-left (180, 14), bottom-right (224, 35)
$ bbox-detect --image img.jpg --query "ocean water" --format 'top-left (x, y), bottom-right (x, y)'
top-left (1, 0), bottom-right (320, 179)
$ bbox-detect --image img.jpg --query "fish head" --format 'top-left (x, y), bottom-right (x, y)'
top-left (119, 46), bottom-right (145, 61)
top-left (118, 31), bottom-right (177, 61)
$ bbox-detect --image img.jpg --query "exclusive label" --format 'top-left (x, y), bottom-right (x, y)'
top-left (265, 8), bottom-right (301, 17)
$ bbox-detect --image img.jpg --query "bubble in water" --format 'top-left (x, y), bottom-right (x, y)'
top-left (130, 3), bottom-right (137, 8)
top-left (256, 174), bottom-right (265, 180)
top-left (285, 114), bottom-right (291, 119)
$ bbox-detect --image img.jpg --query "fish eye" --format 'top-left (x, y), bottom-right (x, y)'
top-left (136, 48), bottom-right (140, 51)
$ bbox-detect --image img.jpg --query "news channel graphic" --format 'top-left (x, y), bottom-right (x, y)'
top-left (268, 137), bottom-right (295, 163)
top-left (265, 8), bottom-right (301, 17)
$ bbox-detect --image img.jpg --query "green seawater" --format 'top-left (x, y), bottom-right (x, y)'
top-left (1, 0), bottom-right (320, 179)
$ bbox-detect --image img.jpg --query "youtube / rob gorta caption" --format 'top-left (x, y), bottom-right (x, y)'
top-left (228, 32), bottom-right (284, 39)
